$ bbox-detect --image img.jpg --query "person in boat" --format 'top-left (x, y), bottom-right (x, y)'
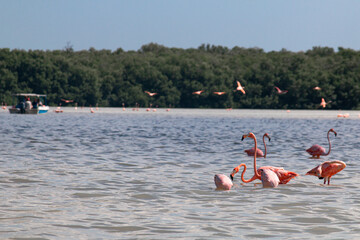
top-left (32, 99), bottom-right (38, 109)
top-left (25, 97), bottom-right (32, 110)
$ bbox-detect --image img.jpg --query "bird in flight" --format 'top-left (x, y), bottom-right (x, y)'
top-left (144, 91), bottom-right (157, 97)
top-left (274, 86), bottom-right (288, 94)
top-left (192, 90), bottom-right (204, 95)
top-left (235, 81), bottom-right (246, 94)
top-left (313, 86), bottom-right (321, 91)
top-left (320, 98), bottom-right (331, 108)
top-left (61, 99), bottom-right (74, 103)
top-left (213, 92), bottom-right (226, 95)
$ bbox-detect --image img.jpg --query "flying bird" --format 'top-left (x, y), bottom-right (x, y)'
top-left (306, 128), bottom-right (337, 158)
top-left (320, 98), bottom-right (332, 108)
top-left (213, 92), bottom-right (226, 95)
top-left (306, 160), bottom-right (346, 185)
top-left (145, 91), bottom-right (157, 97)
top-left (61, 99), bottom-right (74, 103)
top-left (274, 86), bottom-right (288, 94)
top-left (192, 90), bottom-right (204, 95)
top-left (235, 81), bottom-right (246, 94)
top-left (313, 86), bottom-right (321, 91)
top-left (244, 133), bottom-right (271, 158)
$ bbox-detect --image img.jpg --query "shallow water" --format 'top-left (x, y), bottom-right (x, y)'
top-left (1, 107), bottom-right (360, 239)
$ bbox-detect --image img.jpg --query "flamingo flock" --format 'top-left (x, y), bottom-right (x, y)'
top-left (214, 129), bottom-right (346, 190)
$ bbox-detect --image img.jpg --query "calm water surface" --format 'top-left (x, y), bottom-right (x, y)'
top-left (1, 108), bottom-right (360, 239)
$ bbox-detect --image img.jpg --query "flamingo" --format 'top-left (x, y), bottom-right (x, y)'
top-left (230, 133), bottom-right (298, 185)
top-left (192, 90), bottom-right (204, 95)
top-left (320, 98), bottom-right (332, 108)
top-left (61, 99), bottom-right (74, 103)
top-left (90, 108), bottom-right (95, 113)
top-left (306, 128), bottom-right (337, 158)
top-left (274, 86), bottom-right (288, 94)
top-left (145, 91), bottom-right (157, 97)
top-left (313, 86), bottom-right (321, 91)
top-left (244, 133), bottom-right (271, 157)
top-left (213, 92), bottom-right (226, 95)
top-left (214, 174), bottom-right (233, 190)
top-left (260, 168), bottom-right (280, 188)
top-left (235, 81), bottom-right (246, 94)
top-left (306, 160), bottom-right (346, 185)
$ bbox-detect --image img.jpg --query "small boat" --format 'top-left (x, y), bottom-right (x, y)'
top-left (9, 93), bottom-right (49, 114)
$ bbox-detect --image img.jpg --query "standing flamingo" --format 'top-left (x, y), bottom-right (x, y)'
top-left (244, 133), bottom-right (271, 157)
top-left (235, 81), bottom-right (246, 94)
top-left (306, 160), bottom-right (346, 185)
top-left (274, 86), bottom-right (288, 94)
top-left (231, 133), bottom-right (298, 185)
top-left (306, 128), bottom-right (337, 158)
top-left (214, 174), bottom-right (233, 190)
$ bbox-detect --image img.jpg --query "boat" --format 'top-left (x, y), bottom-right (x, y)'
top-left (9, 93), bottom-right (50, 114)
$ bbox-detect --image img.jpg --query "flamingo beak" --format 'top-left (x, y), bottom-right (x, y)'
top-left (230, 174), bottom-right (234, 181)
top-left (241, 135), bottom-right (245, 141)
top-left (334, 132), bottom-right (337, 137)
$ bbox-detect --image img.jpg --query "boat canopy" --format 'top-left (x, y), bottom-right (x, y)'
top-left (12, 93), bottom-right (47, 97)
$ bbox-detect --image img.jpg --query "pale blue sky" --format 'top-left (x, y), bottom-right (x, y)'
top-left (1, 0), bottom-right (359, 52)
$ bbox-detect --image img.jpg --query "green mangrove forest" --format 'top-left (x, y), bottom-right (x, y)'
top-left (1, 43), bottom-right (360, 109)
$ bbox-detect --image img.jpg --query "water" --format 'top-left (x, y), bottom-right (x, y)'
top-left (1, 108), bottom-right (360, 239)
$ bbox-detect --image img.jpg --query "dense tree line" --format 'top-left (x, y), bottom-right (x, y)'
top-left (1, 43), bottom-right (360, 109)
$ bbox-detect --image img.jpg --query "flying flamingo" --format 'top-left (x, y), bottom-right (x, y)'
top-left (235, 81), bottom-right (246, 94)
top-left (244, 133), bottom-right (271, 157)
top-left (306, 160), bottom-right (346, 185)
top-left (274, 86), bottom-right (288, 94)
top-left (313, 86), bottom-right (321, 91)
top-left (192, 90), bottom-right (204, 95)
top-left (306, 128), bottom-right (337, 158)
top-left (214, 174), bottom-right (233, 190)
top-left (213, 92), bottom-right (226, 95)
top-left (145, 91), bottom-right (157, 97)
top-left (61, 99), bottom-right (74, 103)
top-left (230, 132), bottom-right (298, 185)
top-left (320, 98), bottom-right (332, 108)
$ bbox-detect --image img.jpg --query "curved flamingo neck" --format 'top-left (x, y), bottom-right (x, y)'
top-left (252, 135), bottom-right (261, 178)
top-left (324, 130), bottom-right (332, 156)
top-left (237, 163), bottom-right (258, 183)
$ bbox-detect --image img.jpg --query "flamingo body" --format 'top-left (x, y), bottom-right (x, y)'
top-left (236, 81), bottom-right (246, 94)
top-left (145, 91), bottom-right (157, 97)
top-left (260, 168), bottom-right (280, 188)
top-left (306, 160), bottom-right (346, 185)
top-left (306, 128), bottom-right (337, 158)
top-left (244, 148), bottom-right (264, 157)
top-left (214, 174), bottom-right (233, 190)
top-left (274, 86), bottom-right (288, 94)
top-left (193, 90), bottom-right (204, 95)
top-left (213, 92), bottom-right (226, 95)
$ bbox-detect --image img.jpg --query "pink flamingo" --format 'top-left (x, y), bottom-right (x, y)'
top-left (145, 91), bottom-right (157, 97)
top-left (214, 174), bottom-right (233, 190)
top-left (192, 90), bottom-right (204, 95)
top-left (260, 168), bottom-right (280, 188)
top-left (61, 99), bottom-right (74, 103)
top-left (274, 86), bottom-right (288, 94)
top-left (235, 81), bottom-right (246, 94)
top-left (313, 86), bottom-right (321, 91)
top-left (230, 133), bottom-right (298, 185)
top-left (213, 92), bottom-right (226, 95)
top-left (306, 160), bottom-right (346, 185)
top-left (306, 128), bottom-right (337, 158)
top-left (320, 98), bottom-right (332, 108)
top-left (244, 133), bottom-right (270, 157)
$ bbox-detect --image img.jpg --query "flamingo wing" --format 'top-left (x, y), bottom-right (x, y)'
top-left (321, 161), bottom-right (346, 178)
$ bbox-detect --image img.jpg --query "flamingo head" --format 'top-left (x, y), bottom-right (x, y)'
top-left (329, 128), bottom-right (337, 137)
top-left (241, 132), bottom-right (255, 141)
top-left (230, 166), bottom-right (241, 181)
top-left (264, 133), bottom-right (271, 141)
top-left (306, 165), bottom-right (322, 178)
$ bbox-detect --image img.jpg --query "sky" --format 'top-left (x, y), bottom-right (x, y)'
top-left (1, 0), bottom-right (360, 52)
